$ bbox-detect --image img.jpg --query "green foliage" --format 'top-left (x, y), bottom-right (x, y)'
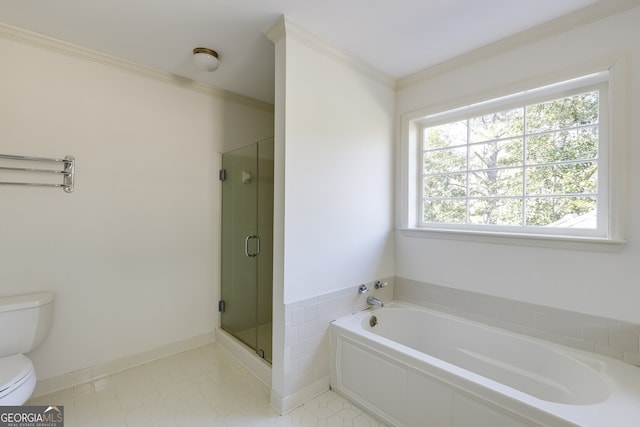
top-left (527, 92), bottom-right (598, 133)
top-left (527, 128), bottom-right (598, 164)
top-left (422, 90), bottom-right (599, 228)
top-left (469, 198), bottom-right (523, 225)
top-left (526, 197), bottom-right (596, 226)
top-left (424, 173), bottom-right (466, 198)
top-left (423, 200), bottom-right (466, 224)
top-left (469, 108), bottom-right (524, 143)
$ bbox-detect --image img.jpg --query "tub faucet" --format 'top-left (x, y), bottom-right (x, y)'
top-left (367, 295), bottom-right (384, 309)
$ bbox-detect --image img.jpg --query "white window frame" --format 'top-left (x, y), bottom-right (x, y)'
top-left (399, 59), bottom-right (628, 249)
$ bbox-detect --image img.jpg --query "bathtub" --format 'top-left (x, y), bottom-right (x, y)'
top-left (329, 302), bottom-right (640, 427)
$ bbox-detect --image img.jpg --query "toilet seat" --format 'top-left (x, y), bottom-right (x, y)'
top-left (0, 354), bottom-right (36, 405)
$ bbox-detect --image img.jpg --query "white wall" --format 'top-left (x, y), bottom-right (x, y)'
top-left (269, 19), bottom-right (395, 411)
top-left (280, 38), bottom-right (396, 304)
top-left (0, 31), bottom-right (273, 380)
top-left (395, 7), bottom-right (640, 324)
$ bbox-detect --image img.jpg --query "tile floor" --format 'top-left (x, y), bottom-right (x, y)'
top-left (28, 343), bottom-right (388, 427)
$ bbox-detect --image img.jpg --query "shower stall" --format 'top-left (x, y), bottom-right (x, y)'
top-left (219, 138), bottom-right (273, 363)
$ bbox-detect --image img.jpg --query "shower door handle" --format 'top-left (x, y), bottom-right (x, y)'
top-left (254, 235), bottom-right (260, 257)
top-left (244, 235), bottom-right (259, 257)
top-left (244, 235), bottom-right (253, 257)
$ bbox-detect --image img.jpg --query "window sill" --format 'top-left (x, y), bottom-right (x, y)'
top-left (398, 227), bottom-right (626, 252)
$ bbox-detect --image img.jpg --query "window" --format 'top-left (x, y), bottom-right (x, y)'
top-left (402, 68), bottom-right (625, 244)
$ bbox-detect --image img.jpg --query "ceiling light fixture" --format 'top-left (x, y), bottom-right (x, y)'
top-left (192, 47), bottom-right (220, 72)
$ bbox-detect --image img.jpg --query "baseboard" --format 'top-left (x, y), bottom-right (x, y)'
top-left (214, 328), bottom-right (271, 388)
top-left (271, 376), bottom-right (330, 415)
top-left (32, 332), bottom-right (215, 398)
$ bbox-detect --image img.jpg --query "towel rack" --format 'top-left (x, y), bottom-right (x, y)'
top-left (0, 154), bottom-right (75, 193)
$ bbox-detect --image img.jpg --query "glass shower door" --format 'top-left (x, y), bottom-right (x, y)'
top-left (220, 139), bottom-right (273, 363)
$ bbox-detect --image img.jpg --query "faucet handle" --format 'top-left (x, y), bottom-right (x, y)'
top-left (374, 281), bottom-right (388, 289)
top-left (358, 284), bottom-right (369, 294)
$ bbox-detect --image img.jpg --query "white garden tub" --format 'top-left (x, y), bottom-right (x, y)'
top-left (329, 302), bottom-right (640, 426)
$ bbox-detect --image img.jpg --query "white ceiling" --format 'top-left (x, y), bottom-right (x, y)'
top-left (0, 0), bottom-right (603, 104)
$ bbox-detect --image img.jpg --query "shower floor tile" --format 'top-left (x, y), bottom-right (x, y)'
top-left (28, 343), bottom-right (388, 427)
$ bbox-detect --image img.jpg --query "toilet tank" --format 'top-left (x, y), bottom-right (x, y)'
top-left (0, 292), bottom-right (55, 357)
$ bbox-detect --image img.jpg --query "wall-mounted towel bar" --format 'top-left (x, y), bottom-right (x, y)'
top-left (0, 154), bottom-right (75, 193)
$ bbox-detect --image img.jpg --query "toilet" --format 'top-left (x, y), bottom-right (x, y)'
top-left (0, 291), bottom-right (55, 405)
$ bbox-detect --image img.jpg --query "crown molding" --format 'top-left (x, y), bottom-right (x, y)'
top-left (265, 16), bottom-right (396, 90)
top-left (0, 22), bottom-right (274, 112)
top-left (264, 16), bottom-right (287, 44)
top-left (397, 0), bottom-right (640, 90)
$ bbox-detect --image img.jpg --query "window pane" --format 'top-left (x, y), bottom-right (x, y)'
top-left (526, 197), bottom-right (597, 227)
top-left (423, 199), bottom-right (466, 224)
top-left (424, 173), bottom-right (466, 198)
top-left (526, 162), bottom-right (597, 195)
top-left (469, 168), bottom-right (522, 197)
top-left (469, 138), bottom-right (523, 170)
top-left (527, 91), bottom-right (599, 134)
top-left (469, 108), bottom-right (524, 143)
top-left (469, 198), bottom-right (523, 225)
top-left (424, 120), bottom-right (467, 150)
top-left (527, 127), bottom-right (598, 164)
top-left (415, 74), bottom-right (607, 237)
top-left (424, 147), bottom-right (467, 173)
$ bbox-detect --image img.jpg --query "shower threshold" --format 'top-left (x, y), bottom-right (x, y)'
top-left (215, 327), bottom-right (272, 388)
